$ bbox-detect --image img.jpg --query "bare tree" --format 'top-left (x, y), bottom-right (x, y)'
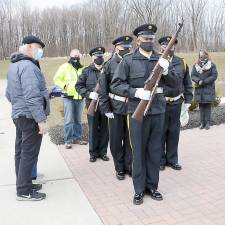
top-left (0, 0), bottom-right (224, 59)
top-left (183, 0), bottom-right (208, 51)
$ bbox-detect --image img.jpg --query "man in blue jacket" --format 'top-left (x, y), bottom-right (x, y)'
top-left (6, 35), bottom-right (50, 201)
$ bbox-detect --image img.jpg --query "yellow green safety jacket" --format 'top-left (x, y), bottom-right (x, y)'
top-left (53, 63), bottom-right (84, 100)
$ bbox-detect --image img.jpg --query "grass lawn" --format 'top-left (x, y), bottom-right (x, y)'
top-left (1, 52), bottom-right (224, 126)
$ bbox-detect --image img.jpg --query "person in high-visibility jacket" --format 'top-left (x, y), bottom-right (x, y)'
top-left (54, 49), bottom-right (88, 149)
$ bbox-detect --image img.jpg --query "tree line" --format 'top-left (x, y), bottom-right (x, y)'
top-left (0, 0), bottom-right (224, 59)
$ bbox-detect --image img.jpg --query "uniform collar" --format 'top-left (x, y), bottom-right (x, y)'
top-left (89, 63), bottom-right (102, 71)
top-left (132, 48), bottom-right (159, 61)
top-left (171, 55), bottom-right (181, 65)
top-left (113, 53), bottom-right (122, 63)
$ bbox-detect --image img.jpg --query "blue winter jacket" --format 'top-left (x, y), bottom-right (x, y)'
top-left (5, 53), bottom-right (50, 123)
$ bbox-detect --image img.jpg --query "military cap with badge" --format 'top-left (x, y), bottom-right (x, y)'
top-left (112, 35), bottom-right (133, 57)
top-left (89, 47), bottom-right (105, 66)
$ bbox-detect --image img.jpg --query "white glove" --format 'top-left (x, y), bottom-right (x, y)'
top-left (38, 121), bottom-right (48, 135)
top-left (185, 103), bottom-right (191, 110)
top-left (89, 92), bottom-right (98, 100)
top-left (135, 88), bottom-right (151, 100)
top-left (158, 58), bottom-right (169, 75)
top-left (198, 80), bottom-right (203, 85)
top-left (105, 112), bottom-right (114, 119)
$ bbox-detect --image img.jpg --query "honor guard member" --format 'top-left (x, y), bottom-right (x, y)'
top-left (76, 47), bottom-right (109, 162)
top-left (159, 36), bottom-right (193, 171)
top-left (99, 36), bottom-right (133, 180)
top-left (111, 24), bottom-right (179, 205)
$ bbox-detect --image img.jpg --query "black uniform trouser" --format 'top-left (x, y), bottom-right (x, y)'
top-left (199, 103), bottom-right (212, 124)
top-left (87, 109), bottom-right (109, 157)
top-left (109, 113), bottom-right (132, 173)
top-left (13, 117), bottom-right (42, 195)
top-left (128, 113), bottom-right (164, 194)
top-left (161, 103), bottom-right (182, 166)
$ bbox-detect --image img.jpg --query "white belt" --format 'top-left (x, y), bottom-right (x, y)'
top-left (156, 87), bottom-right (163, 94)
top-left (166, 94), bottom-right (182, 102)
top-left (109, 93), bottom-right (127, 102)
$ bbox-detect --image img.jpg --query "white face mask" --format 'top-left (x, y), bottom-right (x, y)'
top-left (33, 47), bottom-right (43, 60)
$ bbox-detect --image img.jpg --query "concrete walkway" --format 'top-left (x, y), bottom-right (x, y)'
top-left (1, 77), bottom-right (225, 225)
top-left (0, 80), bottom-right (103, 225)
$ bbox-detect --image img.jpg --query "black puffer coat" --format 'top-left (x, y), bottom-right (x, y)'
top-left (191, 63), bottom-right (218, 103)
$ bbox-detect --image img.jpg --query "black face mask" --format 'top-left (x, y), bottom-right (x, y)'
top-left (140, 42), bottom-right (154, 52)
top-left (118, 48), bottom-right (130, 57)
top-left (94, 57), bottom-right (104, 66)
top-left (69, 57), bottom-right (82, 69)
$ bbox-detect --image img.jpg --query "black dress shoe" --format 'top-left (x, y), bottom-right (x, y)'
top-left (160, 165), bottom-right (166, 171)
top-left (89, 155), bottom-right (97, 162)
top-left (147, 189), bottom-right (163, 201)
top-left (116, 171), bottom-right (125, 180)
top-left (100, 155), bottom-right (109, 161)
top-left (133, 193), bottom-right (144, 205)
top-left (167, 162), bottom-right (182, 170)
top-left (199, 123), bottom-right (205, 129)
top-left (205, 123), bottom-right (210, 130)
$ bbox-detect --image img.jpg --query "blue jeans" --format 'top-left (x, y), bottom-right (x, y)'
top-left (63, 98), bottom-right (84, 143)
top-left (31, 162), bottom-right (37, 179)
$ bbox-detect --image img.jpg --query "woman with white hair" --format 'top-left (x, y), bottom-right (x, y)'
top-left (191, 50), bottom-right (218, 130)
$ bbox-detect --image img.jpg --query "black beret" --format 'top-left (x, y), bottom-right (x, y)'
top-left (22, 35), bottom-right (45, 48)
top-left (158, 36), bottom-right (178, 45)
top-left (112, 36), bottom-right (133, 46)
top-left (133, 24), bottom-right (157, 37)
top-left (89, 46), bottom-right (105, 56)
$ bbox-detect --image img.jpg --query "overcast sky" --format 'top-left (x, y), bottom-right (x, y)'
top-left (28, 0), bottom-right (85, 9)
top-left (27, 0), bottom-right (220, 10)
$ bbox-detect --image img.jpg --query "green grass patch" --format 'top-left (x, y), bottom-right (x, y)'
top-left (1, 52), bottom-right (224, 126)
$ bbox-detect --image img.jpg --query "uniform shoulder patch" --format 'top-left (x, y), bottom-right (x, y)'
top-left (179, 57), bottom-right (187, 70)
top-left (181, 58), bottom-right (186, 65)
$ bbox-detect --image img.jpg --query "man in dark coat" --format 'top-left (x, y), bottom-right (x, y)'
top-left (5, 35), bottom-right (49, 201)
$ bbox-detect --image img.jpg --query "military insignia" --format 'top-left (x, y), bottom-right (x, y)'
top-left (167, 37), bottom-right (170, 41)
top-left (148, 25), bottom-right (152, 30)
top-left (98, 47), bottom-right (101, 50)
top-left (126, 37), bottom-right (129, 41)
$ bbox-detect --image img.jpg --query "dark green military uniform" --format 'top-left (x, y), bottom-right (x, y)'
top-left (111, 48), bottom-right (179, 197)
top-left (159, 36), bottom-right (193, 169)
top-left (99, 36), bottom-right (133, 179)
top-left (161, 56), bottom-right (193, 167)
top-left (76, 47), bottom-right (109, 161)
